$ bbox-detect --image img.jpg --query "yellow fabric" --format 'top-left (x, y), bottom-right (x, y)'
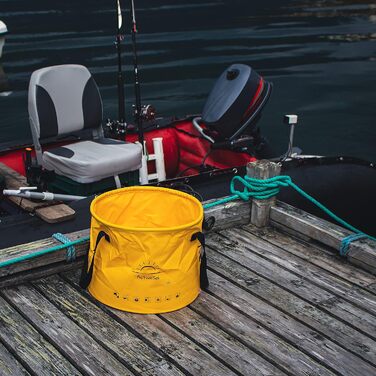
top-left (87, 186), bottom-right (204, 313)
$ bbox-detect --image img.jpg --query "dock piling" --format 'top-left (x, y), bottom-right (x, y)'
top-left (247, 159), bottom-right (281, 227)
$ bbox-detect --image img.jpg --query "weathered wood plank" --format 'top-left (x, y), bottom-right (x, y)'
top-left (35, 203), bottom-right (75, 223)
top-left (0, 229), bottom-right (89, 277)
top-left (204, 199), bottom-right (250, 231)
top-left (62, 270), bottom-right (239, 376)
top-left (162, 306), bottom-right (284, 376)
top-left (2, 285), bottom-right (134, 376)
top-left (34, 275), bottom-right (184, 376)
top-left (270, 220), bottom-right (312, 242)
top-left (226, 227), bottom-right (376, 316)
top-left (0, 295), bottom-right (82, 376)
top-left (271, 201), bottom-right (376, 273)
top-left (205, 233), bottom-right (376, 366)
top-left (246, 224), bottom-right (376, 293)
top-left (206, 270), bottom-right (376, 376)
top-left (190, 292), bottom-right (334, 376)
top-left (0, 258), bottom-right (83, 289)
top-left (103, 311), bottom-right (237, 376)
top-left (221, 231), bottom-right (376, 339)
top-left (0, 342), bottom-right (31, 376)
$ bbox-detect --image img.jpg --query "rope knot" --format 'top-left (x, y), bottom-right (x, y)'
top-left (230, 175), bottom-right (291, 201)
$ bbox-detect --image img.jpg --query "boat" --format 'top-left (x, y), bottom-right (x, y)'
top-left (0, 20), bottom-right (7, 59)
top-left (0, 4), bottom-right (375, 249)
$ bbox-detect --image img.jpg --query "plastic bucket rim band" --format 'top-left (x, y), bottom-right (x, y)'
top-left (90, 186), bottom-right (204, 233)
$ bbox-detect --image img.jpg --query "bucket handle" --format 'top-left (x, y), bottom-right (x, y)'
top-left (79, 231), bottom-right (110, 289)
top-left (191, 232), bottom-right (209, 290)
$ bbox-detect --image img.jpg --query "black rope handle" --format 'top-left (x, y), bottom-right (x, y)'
top-left (79, 231), bottom-right (110, 289)
top-left (191, 232), bottom-right (209, 290)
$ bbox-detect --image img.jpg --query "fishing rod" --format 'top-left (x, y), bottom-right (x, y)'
top-left (107, 1), bottom-right (154, 141)
top-left (106, 0), bottom-right (127, 135)
top-left (129, 0), bottom-right (144, 150)
top-left (116, 0), bottom-right (126, 127)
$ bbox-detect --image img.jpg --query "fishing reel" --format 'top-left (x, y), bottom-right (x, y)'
top-left (133, 104), bottom-right (156, 123)
top-left (105, 119), bottom-right (127, 137)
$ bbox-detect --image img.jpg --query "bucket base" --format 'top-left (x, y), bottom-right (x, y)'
top-left (88, 273), bottom-right (201, 314)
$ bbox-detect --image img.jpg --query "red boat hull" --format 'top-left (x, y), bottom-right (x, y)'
top-left (0, 119), bottom-right (255, 178)
top-left (126, 119), bottom-right (255, 177)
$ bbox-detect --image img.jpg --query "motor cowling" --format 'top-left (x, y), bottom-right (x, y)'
top-left (201, 64), bottom-right (272, 141)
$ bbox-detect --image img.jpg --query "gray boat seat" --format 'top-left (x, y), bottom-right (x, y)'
top-left (28, 64), bottom-right (142, 184)
top-left (43, 139), bottom-right (141, 184)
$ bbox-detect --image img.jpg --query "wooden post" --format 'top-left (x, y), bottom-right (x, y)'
top-left (247, 159), bottom-right (281, 228)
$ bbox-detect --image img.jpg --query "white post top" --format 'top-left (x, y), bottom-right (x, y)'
top-left (0, 21), bottom-right (8, 35)
top-left (284, 114), bottom-right (298, 125)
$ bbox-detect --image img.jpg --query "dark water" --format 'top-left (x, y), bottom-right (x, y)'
top-left (0, 0), bottom-right (375, 160)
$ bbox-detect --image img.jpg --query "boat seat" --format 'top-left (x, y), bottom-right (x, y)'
top-left (28, 64), bottom-right (142, 184)
top-left (43, 139), bottom-right (141, 184)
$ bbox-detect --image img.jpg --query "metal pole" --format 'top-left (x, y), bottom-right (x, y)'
top-left (3, 190), bottom-right (86, 202)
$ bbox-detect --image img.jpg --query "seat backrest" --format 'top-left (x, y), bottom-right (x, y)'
top-left (28, 64), bottom-right (103, 140)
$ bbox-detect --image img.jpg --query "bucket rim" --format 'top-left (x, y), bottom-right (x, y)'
top-left (90, 186), bottom-right (204, 232)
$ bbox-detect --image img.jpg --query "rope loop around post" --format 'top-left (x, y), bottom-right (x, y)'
top-left (52, 233), bottom-right (76, 262)
top-left (230, 175), bottom-right (292, 201)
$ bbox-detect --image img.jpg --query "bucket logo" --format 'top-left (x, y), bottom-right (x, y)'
top-left (134, 261), bottom-right (161, 280)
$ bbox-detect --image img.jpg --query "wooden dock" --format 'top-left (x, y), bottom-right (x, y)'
top-left (0, 161), bottom-right (375, 375)
top-left (1, 221), bottom-right (376, 375)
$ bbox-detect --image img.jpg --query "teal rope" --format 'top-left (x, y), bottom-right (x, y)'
top-left (340, 233), bottom-right (369, 257)
top-left (202, 175), bottom-right (291, 209)
top-left (52, 233), bottom-right (76, 262)
top-left (203, 174), bottom-right (376, 252)
top-left (0, 235), bottom-right (89, 268)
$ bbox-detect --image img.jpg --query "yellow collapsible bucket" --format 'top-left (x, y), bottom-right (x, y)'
top-left (80, 186), bottom-right (208, 314)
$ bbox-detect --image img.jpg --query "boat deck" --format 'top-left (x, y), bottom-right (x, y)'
top-left (1, 224), bottom-right (376, 376)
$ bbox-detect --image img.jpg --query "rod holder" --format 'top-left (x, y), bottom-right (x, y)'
top-left (138, 138), bottom-right (166, 184)
top-left (283, 114), bottom-right (298, 158)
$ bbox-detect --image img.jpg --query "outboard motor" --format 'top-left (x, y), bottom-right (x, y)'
top-left (193, 64), bottom-right (272, 154)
